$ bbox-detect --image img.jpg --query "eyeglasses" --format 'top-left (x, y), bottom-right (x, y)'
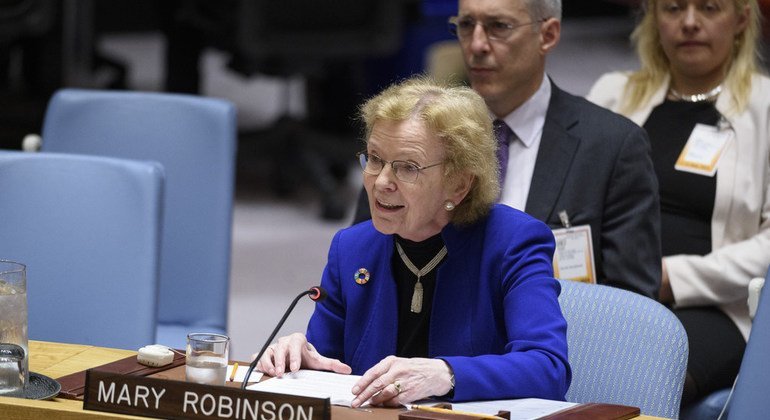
top-left (448, 16), bottom-right (546, 41)
top-left (357, 152), bottom-right (444, 183)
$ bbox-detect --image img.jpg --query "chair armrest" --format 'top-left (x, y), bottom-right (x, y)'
top-left (22, 134), bottom-right (42, 152)
top-left (749, 277), bottom-right (765, 320)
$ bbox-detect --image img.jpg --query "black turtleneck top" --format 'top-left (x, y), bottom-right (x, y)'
top-left (392, 233), bottom-right (446, 358)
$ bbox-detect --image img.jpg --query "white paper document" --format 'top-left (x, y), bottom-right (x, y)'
top-left (247, 370), bottom-right (363, 406)
top-left (449, 398), bottom-right (578, 420)
top-left (246, 370), bottom-right (576, 417)
top-left (226, 364), bottom-right (263, 383)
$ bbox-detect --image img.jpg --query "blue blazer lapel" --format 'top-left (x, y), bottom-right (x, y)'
top-left (349, 238), bottom-right (399, 373)
top-left (524, 83), bottom-right (580, 223)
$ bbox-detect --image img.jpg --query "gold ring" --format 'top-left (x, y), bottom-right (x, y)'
top-left (393, 381), bottom-right (402, 394)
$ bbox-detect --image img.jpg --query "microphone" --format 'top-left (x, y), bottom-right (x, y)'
top-left (241, 286), bottom-right (327, 388)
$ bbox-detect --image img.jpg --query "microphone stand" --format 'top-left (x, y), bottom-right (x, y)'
top-left (241, 288), bottom-right (316, 389)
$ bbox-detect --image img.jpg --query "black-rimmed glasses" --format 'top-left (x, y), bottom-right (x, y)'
top-left (448, 16), bottom-right (546, 41)
top-left (357, 152), bottom-right (443, 183)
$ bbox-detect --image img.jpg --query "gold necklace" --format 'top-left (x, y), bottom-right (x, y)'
top-left (395, 242), bottom-right (447, 313)
top-left (669, 85), bottom-right (722, 102)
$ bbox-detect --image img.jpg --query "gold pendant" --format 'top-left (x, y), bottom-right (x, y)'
top-left (411, 280), bottom-right (423, 313)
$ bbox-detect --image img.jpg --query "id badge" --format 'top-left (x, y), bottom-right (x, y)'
top-left (674, 123), bottom-right (732, 176)
top-left (552, 225), bottom-right (596, 284)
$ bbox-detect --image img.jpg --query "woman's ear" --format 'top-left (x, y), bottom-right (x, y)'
top-left (734, 4), bottom-right (750, 35)
top-left (449, 172), bottom-right (475, 205)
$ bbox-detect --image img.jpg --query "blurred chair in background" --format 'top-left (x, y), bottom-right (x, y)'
top-left (159, 0), bottom-right (407, 220)
top-left (681, 271), bottom-right (768, 420)
top-left (363, 0), bottom-right (456, 92)
top-left (40, 89), bottom-right (237, 349)
top-left (557, 279), bottom-right (688, 419)
top-left (229, 0), bottom-right (407, 219)
top-left (0, 151), bottom-right (163, 350)
top-left (0, 0), bottom-right (58, 150)
top-left (728, 270), bottom-right (769, 418)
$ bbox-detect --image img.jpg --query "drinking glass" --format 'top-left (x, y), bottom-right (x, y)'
top-left (0, 260), bottom-right (28, 394)
top-left (185, 333), bottom-right (229, 386)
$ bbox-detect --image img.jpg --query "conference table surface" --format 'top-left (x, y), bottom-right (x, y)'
top-left (0, 341), bottom-right (667, 420)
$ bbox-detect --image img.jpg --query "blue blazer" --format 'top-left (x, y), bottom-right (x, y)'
top-left (307, 205), bottom-right (571, 401)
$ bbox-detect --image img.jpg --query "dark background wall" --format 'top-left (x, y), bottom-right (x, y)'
top-left (0, 0), bottom-right (637, 150)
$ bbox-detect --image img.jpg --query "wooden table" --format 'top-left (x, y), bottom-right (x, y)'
top-left (0, 341), bottom-right (668, 420)
top-left (1, 341), bottom-right (140, 419)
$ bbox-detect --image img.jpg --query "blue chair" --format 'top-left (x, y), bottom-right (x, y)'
top-left (41, 89), bottom-right (237, 349)
top-left (557, 279), bottom-right (688, 419)
top-left (680, 273), bottom-right (767, 420)
top-left (726, 273), bottom-right (769, 419)
top-left (0, 151), bottom-right (163, 350)
top-left (682, 389), bottom-right (731, 420)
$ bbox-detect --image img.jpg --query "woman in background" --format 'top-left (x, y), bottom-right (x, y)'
top-left (588, 0), bottom-right (770, 407)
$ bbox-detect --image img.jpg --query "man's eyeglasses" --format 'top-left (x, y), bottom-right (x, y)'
top-left (357, 152), bottom-right (443, 183)
top-left (448, 16), bottom-right (546, 41)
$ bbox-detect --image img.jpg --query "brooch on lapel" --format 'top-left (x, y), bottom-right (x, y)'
top-left (354, 268), bottom-right (370, 285)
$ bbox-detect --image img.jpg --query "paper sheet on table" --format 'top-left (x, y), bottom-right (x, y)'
top-left (226, 365), bottom-right (263, 383)
top-left (449, 398), bottom-right (578, 420)
top-left (247, 370), bottom-right (363, 406)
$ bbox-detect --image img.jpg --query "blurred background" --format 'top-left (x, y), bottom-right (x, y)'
top-left (1, 0), bottom-right (745, 360)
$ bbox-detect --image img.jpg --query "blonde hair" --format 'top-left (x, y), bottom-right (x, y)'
top-left (360, 76), bottom-right (499, 225)
top-left (621, 0), bottom-right (762, 114)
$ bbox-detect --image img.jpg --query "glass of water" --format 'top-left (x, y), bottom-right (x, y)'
top-left (185, 333), bottom-right (229, 386)
top-left (0, 260), bottom-right (28, 394)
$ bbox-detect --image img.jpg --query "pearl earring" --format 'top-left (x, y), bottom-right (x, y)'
top-left (444, 201), bottom-right (456, 211)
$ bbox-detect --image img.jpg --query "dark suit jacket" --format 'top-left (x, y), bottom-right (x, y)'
top-left (353, 81), bottom-right (662, 299)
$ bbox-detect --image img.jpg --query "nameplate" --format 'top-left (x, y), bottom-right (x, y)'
top-left (83, 369), bottom-right (331, 420)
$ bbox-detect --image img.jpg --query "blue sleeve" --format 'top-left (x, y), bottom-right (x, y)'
top-left (442, 219), bottom-right (571, 401)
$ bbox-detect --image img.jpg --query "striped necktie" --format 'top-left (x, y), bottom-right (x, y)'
top-left (493, 119), bottom-right (513, 188)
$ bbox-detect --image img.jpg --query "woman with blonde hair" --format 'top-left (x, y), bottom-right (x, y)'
top-left (255, 76), bottom-right (571, 406)
top-left (588, 0), bottom-right (770, 408)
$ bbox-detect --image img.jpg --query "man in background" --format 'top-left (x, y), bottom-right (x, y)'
top-left (353, 0), bottom-right (661, 299)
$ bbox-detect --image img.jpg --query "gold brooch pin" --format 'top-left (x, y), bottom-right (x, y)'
top-left (355, 268), bottom-right (370, 285)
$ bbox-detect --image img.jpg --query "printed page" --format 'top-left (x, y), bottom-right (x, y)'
top-left (226, 365), bottom-right (263, 383)
top-left (247, 369), bottom-right (363, 406)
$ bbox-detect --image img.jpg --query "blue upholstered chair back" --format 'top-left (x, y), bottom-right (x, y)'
top-left (557, 279), bottom-right (688, 419)
top-left (0, 151), bottom-right (163, 350)
top-left (41, 89), bottom-right (237, 348)
top-left (728, 270), bottom-right (770, 419)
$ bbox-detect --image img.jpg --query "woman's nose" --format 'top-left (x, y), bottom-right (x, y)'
top-left (682, 6), bottom-right (700, 30)
top-left (374, 164), bottom-right (397, 189)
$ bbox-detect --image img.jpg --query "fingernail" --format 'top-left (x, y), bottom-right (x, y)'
top-left (351, 399), bottom-right (359, 407)
top-left (352, 386), bottom-right (359, 394)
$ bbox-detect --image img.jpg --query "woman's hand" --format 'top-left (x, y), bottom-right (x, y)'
top-left (350, 356), bottom-right (453, 408)
top-left (254, 332), bottom-right (351, 377)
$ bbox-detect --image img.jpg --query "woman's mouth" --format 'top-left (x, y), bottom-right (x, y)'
top-left (376, 199), bottom-right (404, 211)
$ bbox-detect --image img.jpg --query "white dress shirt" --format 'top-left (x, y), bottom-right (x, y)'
top-left (498, 75), bottom-right (551, 210)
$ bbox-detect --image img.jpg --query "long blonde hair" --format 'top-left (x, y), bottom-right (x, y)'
top-left (621, 0), bottom-right (762, 115)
